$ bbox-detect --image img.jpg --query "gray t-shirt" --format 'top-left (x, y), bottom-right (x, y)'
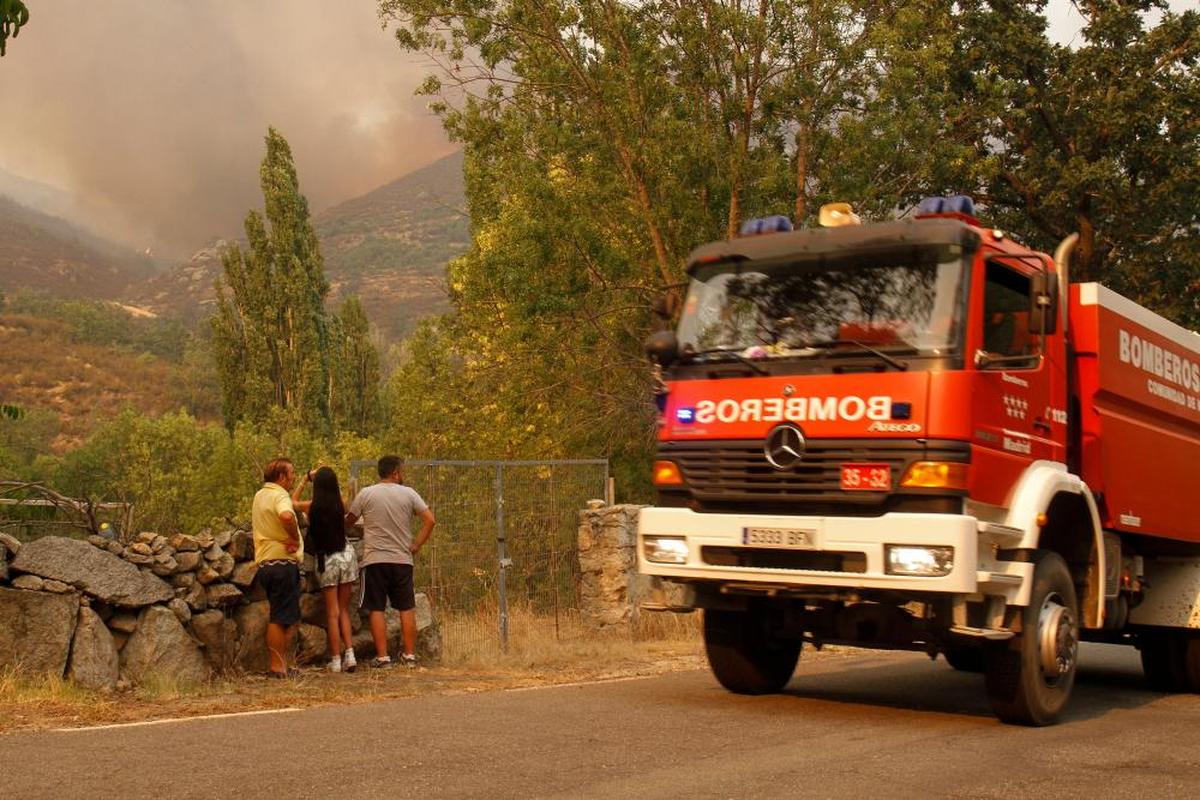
top-left (349, 482), bottom-right (429, 567)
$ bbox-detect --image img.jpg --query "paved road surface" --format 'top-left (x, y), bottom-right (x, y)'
top-left (3, 643), bottom-right (1199, 799)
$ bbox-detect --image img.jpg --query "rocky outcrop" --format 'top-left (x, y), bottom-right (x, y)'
top-left (11, 536), bottom-right (172, 607)
top-left (120, 605), bottom-right (209, 685)
top-left (67, 606), bottom-right (120, 690)
top-left (0, 587), bottom-right (79, 675)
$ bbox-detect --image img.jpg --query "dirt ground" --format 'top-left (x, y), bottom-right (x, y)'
top-left (0, 638), bottom-right (714, 734)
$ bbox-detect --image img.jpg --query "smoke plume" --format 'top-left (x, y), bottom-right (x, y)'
top-left (0, 0), bottom-right (454, 260)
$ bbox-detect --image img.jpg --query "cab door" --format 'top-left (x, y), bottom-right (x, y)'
top-left (969, 256), bottom-right (1067, 506)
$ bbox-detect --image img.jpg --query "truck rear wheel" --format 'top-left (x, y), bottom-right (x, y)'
top-left (1141, 631), bottom-right (1200, 692)
top-left (984, 551), bottom-right (1079, 726)
top-left (704, 607), bottom-right (801, 695)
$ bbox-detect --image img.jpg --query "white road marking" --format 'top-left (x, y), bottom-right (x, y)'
top-left (503, 674), bottom-right (665, 693)
top-left (53, 706), bottom-right (301, 733)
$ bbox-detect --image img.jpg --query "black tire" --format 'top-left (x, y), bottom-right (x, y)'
top-left (1140, 630), bottom-right (1187, 692)
top-left (984, 551), bottom-right (1079, 726)
top-left (943, 644), bottom-right (985, 673)
top-left (704, 607), bottom-right (801, 695)
top-left (1141, 631), bottom-right (1200, 693)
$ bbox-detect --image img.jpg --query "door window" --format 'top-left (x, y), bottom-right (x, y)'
top-left (981, 261), bottom-right (1038, 367)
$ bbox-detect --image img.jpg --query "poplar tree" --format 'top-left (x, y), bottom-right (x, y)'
top-left (330, 296), bottom-right (381, 436)
top-left (211, 128), bottom-right (331, 431)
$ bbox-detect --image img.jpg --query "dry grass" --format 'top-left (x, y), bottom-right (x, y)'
top-left (0, 611), bottom-right (706, 735)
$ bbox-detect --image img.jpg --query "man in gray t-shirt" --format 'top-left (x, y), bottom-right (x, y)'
top-left (346, 455), bottom-right (435, 668)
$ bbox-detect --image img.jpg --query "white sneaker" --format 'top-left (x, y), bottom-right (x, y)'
top-left (342, 649), bottom-right (357, 673)
top-left (328, 656), bottom-right (342, 673)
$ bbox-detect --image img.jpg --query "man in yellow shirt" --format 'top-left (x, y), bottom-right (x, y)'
top-left (252, 458), bottom-right (304, 678)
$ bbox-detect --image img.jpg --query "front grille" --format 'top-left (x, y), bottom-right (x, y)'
top-left (702, 546), bottom-right (868, 573)
top-left (658, 438), bottom-right (968, 512)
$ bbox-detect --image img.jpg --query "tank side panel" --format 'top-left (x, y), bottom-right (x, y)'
top-left (1072, 284), bottom-right (1200, 543)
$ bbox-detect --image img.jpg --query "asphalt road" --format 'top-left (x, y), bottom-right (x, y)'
top-left (3, 643), bottom-right (1199, 799)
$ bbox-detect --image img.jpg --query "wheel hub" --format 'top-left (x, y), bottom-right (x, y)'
top-left (1037, 593), bottom-right (1077, 681)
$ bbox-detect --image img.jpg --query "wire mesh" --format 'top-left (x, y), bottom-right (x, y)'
top-left (350, 459), bottom-right (609, 659)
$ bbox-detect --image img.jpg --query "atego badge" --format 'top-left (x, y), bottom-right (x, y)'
top-left (764, 424), bottom-right (806, 470)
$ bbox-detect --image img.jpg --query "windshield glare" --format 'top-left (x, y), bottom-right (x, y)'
top-left (677, 245), bottom-right (966, 359)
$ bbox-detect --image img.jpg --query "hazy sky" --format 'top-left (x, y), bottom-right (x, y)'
top-left (0, 0), bottom-right (454, 259)
top-left (0, 1), bottom-right (1191, 261)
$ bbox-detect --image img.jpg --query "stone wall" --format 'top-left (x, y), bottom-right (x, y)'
top-left (0, 531), bottom-right (439, 690)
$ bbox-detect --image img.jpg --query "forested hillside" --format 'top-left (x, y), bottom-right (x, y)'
top-left (0, 195), bottom-right (157, 300)
top-left (0, 308), bottom-right (217, 452)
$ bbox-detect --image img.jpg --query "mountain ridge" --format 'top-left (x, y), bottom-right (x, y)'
top-left (125, 150), bottom-right (468, 340)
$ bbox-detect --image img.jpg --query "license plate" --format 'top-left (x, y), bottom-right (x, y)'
top-left (841, 463), bottom-right (892, 491)
top-left (743, 527), bottom-right (815, 549)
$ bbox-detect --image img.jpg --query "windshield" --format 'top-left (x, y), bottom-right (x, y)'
top-left (677, 244), bottom-right (967, 359)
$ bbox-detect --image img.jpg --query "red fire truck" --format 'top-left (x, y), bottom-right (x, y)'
top-left (638, 196), bottom-right (1200, 725)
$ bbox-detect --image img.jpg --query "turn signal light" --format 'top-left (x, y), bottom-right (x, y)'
top-left (900, 461), bottom-right (969, 490)
top-left (652, 460), bottom-right (684, 486)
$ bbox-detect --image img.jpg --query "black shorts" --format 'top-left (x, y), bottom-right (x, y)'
top-left (256, 561), bottom-right (302, 626)
top-left (359, 563), bottom-right (414, 612)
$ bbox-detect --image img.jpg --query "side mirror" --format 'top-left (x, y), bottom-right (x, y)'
top-left (651, 294), bottom-right (673, 321)
top-left (644, 330), bottom-right (679, 368)
top-left (1029, 272), bottom-right (1058, 335)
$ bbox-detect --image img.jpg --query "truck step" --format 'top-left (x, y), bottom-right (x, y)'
top-left (977, 522), bottom-right (1024, 540)
top-left (949, 625), bottom-right (1014, 641)
top-left (639, 602), bottom-right (695, 614)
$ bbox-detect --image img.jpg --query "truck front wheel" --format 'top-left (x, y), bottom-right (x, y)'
top-left (984, 551), bottom-right (1079, 726)
top-left (704, 607), bottom-right (801, 695)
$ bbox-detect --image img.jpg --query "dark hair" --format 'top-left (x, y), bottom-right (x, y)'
top-left (263, 458), bottom-right (293, 484)
top-left (306, 466), bottom-right (346, 556)
top-left (377, 455), bottom-right (404, 479)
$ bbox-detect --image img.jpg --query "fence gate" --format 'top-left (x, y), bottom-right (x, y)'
top-left (350, 459), bottom-right (610, 658)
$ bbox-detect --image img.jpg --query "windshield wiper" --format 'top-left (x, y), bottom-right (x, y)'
top-left (790, 338), bottom-right (913, 372)
top-left (682, 347), bottom-right (770, 376)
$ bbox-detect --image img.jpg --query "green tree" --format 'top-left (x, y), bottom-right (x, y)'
top-left (330, 296), bottom-right (382, 436)
top-left (0, 0), bottom-right (29, 56)
top-left (379, 0), bottom-right (961, 485)
top-left (942, 0), bottom-right (1200, 322)
top-left (211, 128), bottom-right (332, 431)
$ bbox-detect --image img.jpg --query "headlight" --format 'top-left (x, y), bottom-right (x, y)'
top-left (643, 536), bottom-right (689, 564)
top-left (885, 545), bottom-right (954, 576)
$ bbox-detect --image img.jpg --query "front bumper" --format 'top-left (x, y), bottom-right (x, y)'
top-left (638, 507), bottom-right (982, 595)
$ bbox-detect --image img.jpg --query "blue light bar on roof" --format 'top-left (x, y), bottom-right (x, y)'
top-left (917, 195), bottom-right (975, 216)
top-left (739, 215), bottom-right (793, 236)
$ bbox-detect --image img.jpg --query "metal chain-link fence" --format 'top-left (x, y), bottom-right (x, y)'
top-left (350, 459), bottom-right (610, 659)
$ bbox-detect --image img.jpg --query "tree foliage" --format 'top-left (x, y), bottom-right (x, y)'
top-left (943, 0), bottom-right (1200, 324)
top-left (378, 0), bottom-right (964, 484)
top-left (0, 0), bottom-right (29, 57)
top-left (211, 128), bottom-right (333, 432)
top-left (330, 296), bottom-right (382, 436)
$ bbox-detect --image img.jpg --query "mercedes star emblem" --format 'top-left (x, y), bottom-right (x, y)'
top-left (764, 424), bottom-right (805, 470)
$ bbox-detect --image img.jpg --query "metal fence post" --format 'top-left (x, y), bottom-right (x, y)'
top-left (494, 464), bottom-right (510, 653)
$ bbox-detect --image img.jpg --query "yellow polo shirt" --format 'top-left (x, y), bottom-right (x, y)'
top-left (252, 482), bottom-right (303, 564)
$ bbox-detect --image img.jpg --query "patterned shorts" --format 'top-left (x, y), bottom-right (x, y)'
top-left (316, 544), bottom-right (359, 589)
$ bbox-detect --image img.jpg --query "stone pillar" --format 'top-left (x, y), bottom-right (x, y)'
top-left (578, 502), bottom-right (648, 627)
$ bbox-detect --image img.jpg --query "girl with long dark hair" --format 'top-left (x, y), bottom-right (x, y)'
top-left (292, 466), bottom-right (359, 673)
